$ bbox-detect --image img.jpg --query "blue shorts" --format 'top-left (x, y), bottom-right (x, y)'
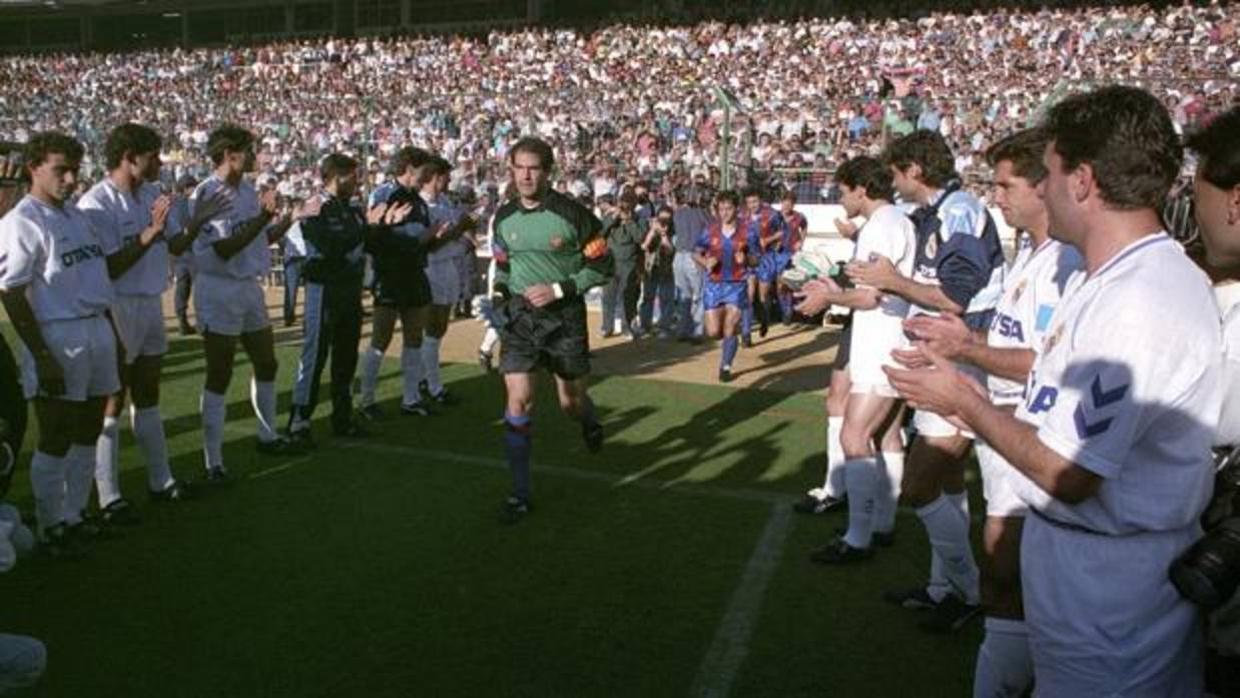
top-left (703, 280), bottom-right (748, 310)
top-left (757, 252), bottom-right (792, 284)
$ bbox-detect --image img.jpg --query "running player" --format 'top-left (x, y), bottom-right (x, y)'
top-left (0, 132), bottom-right (118, 554)
top-left (898, 128), bottom-right (1083, 695)
top-left (695, 190), bottom-right (758, 383)
top-left (794, 156), bottom-right (915, 562)
top-left (775, 189), bottom-right (807, 323)
top-left (191, 124), bottom-right (310, 483)
top-left (743, 187), bottom-right (786, 342)
top-left (848, 130), bottom-right (1005, 632)
top-left (887, 85), bottom-right (1218, 695)
top-left (492, 137), bottom-right (611, 523)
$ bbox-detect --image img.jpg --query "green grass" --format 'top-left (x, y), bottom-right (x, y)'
top-left (0, 329), bottom-right (982, 697)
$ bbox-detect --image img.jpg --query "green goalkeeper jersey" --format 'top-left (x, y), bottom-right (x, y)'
top-left (492, 190), bottom-right (614, 298)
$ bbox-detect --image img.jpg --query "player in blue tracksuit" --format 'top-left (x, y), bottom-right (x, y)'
top-left (695, 190), bottom-right (760, 383)
top-left (286, 153), bottom-right (415, 442)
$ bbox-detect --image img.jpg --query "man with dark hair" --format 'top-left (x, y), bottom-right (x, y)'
top-left (774, 189), bottom-right (807, 324)
top-left (492, 136), bottom-right (612, 523)
top-left (599, 191), bottom-right (645, 339)
top-left (0, 132), bottom-right (114, 555)
top-left (1186, 106), bottom-right (1240, 695)
top-left (638, 205), bottom-right (676, 338)
top-left (696, 190), bottom-right (758, 382)
top-left (421, 156), bottom-right (478, 405)
top-left (358, 147), bottom-right (448, 419)
top-left (742, 186), bottom-right (786, 342)
top-left (795, 156), bottom-right (914, 563)
top-left (285, 153), bottom-right (409, 444)
top-left (77, 122), bottom-right (224, 520)
top-left (888, 85), bottom-right (1220, 695)
top-left (849, 128), bottom-right (1005, 632)
top-left (899, 127), bottom-right (1083, 695)
top-left (191, 123), bottom-right (311, 482)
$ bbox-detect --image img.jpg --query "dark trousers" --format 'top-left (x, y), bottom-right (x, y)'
top-left (284, 258), bottom-right (305, 324)
top-left (601, 262), bottom-right (640, 335)
top-left (0, 335), bottom-right (27, 497)
top-left (290, 281), bottom-right (362, 432)
top-left (174, 267), bottom-right (193, 324)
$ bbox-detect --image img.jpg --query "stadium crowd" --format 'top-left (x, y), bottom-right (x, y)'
top-left (0, 1), bottom-right (1236, 202)
top-left (3, 3), bottom-right (1240, 697)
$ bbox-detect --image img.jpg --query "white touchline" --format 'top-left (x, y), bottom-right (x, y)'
top-left (355, 441), bottom-right (784, 505)
top-left (690, 504), bottom-right (793, 698)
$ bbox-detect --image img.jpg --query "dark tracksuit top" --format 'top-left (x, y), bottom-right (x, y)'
top-left (289, 192), bottom-right (378, 430)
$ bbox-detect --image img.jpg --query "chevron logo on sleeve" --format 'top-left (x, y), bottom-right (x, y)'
top-left (1073, 375), bottom-right (1129, 439)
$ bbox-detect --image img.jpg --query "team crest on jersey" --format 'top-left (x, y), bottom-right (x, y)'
top-left (1043, 322), bottom-right (1065, 355)
top-left (549, 235), bottom-right (564, 251)
top-left (1011, 279), bottom-right (1027, 304)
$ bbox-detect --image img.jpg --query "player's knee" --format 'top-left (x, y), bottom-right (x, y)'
top-left (507, 396), bottom-right (532, 417)
top-left (839, 423), bottom-right (873, 458)
top-left (900, 468), bottom-right (939, 507)
top-left (253, 358), bottom-right (278, 382)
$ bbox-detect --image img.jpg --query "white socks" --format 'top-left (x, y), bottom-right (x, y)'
top-left (917, 495), bottom-right (980, 604)
top-left (480, 327), bottom-right (500, 354)
top-left (873, 450), bottom-right (905, 534)
top-left (422, 336), bottom-right (443, 396)
top-left (401, 344), bottom-right (424, 405)
top-left (132, 405), bottom-right (174, 492)
top-left (251, 379), bottom-right (277, 444)
top-left (95, 416), bottom-right (121, 508)
top-left (201, 390), bottom-right (226, 471)
top-left (823, 416), bottom-right (846, 497)
top-left (63, 444), bottom-right (95, 526)
top-left (29, 450), bottom-right (66, 534)
top-left (973, 618), bottom-right (1033, 698)
top-left (842, 457), bottom-right (878, 548)
top-left (359, 346), bottom-right (384, 407)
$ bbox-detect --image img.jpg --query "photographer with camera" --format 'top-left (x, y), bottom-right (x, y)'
top-left (1169, 106), bottom-right (1240, 695)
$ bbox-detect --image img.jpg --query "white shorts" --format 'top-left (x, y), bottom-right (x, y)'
top-left (911, 361), bottom-right (983, 439)
top-left (111, 294), bottom-right (168, 362)
top-left (426, 260), bottom-right (462, 307)
top-left (194, 274), bottom-right (270, 336)
top-left (976, 439), bottom-right (1029, 517)
top-left (20, 315), bottom-right (120, 401)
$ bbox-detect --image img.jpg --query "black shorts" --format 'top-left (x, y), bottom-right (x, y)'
top-left (498, 297), bottom-right (591, 380)
top-left (372, 271), bottom-right (431, 309)
top-left (831, 315), bottom-right (852, 371)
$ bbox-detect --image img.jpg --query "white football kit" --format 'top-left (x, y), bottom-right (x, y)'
top-left (1012, 233), bottom-right (1220, 696)
top-left (190, 176), bottom-right (271, 336)
top-left (0, 196), bottom-right (118, 401)
top-left (77, 179), bottom-right (169, 361)
top-left (425, 194), bottom-right (465, 306)
top-left (976, 237), bottom-right (1083, 517)
top-left (848, 204), bottom-right (915, 397)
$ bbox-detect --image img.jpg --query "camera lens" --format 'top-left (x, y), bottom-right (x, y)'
top-left (1171, 518), bottom-right (1240, 609)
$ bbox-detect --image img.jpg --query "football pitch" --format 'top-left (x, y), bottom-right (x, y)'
top-left (0, 326), bottom-right (983, 697)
